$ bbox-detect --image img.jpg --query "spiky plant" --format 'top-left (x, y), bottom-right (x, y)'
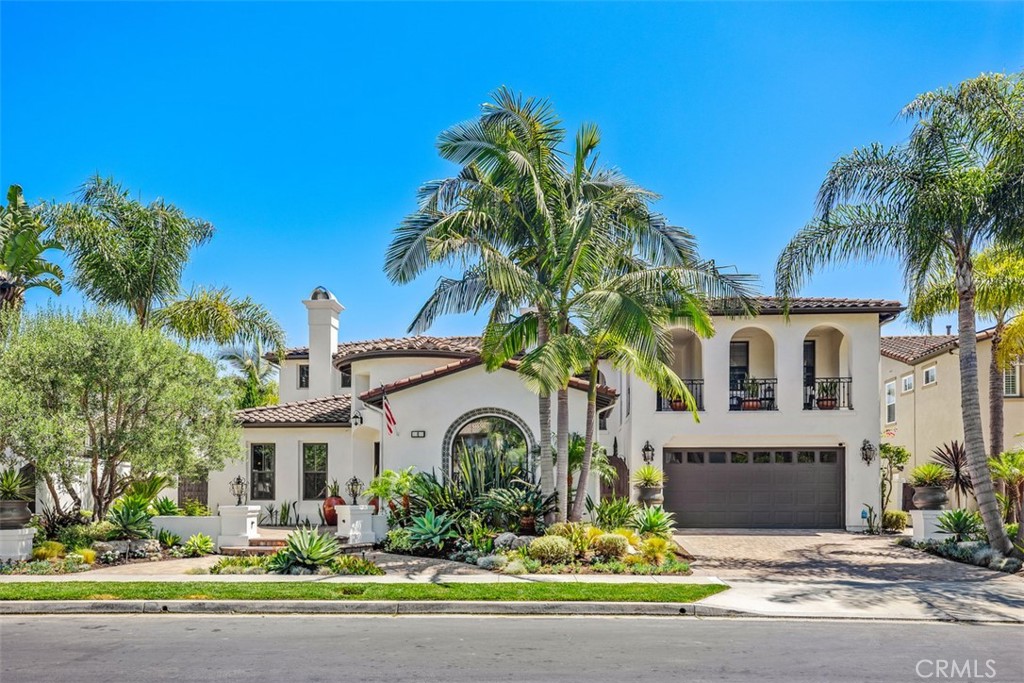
top-left (932, 441), bottom-right (974, 507)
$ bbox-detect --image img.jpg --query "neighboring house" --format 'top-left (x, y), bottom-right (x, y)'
top-left (880, 330), bottom-right (1024, 501)
top-left (202, 287), bottom-right (901, 531)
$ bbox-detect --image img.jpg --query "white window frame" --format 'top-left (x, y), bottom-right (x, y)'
top-left (922, 365), bottom-right (937, 387)
top-left (901, 373), bottom-right (914, 393)
top-left (884, 380), bottom-right (897, 424)
top-left (1005, 364), bottom-right (1021, 398)
top-left (298, 364), bottom-right (310, 389)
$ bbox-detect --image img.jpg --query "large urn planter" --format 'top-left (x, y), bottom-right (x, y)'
top-left (815, 397), bottom-right (838, 410)
top-left (637, 486), bottom-right (665, 508)
top-left (670, 398), bottom-right (685, 412)
top-left (740, 398), bottom-right (762, 411)
top-left (912, 486), bottom-right (948, 510)
top-left (0, 501), bottom-right (32, 530)
top-left (322, 495), bottom-right (346, 526)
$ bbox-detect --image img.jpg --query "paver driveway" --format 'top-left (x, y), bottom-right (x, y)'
top-left (675, 529), bottom-right (1024, 621)
top-left (675, 529), bottom-right (1002, 582)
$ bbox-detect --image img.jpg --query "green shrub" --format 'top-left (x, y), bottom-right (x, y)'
top-left (107, 495), bottom-right (154, 540)
top-left (32, 541), bottom-right (65, 560)
top-left (937, 509), bottom-right (984, 542)
top-left (183, 533), bottom-right (214, 557)
top-left (611, 527), bottom-right (642, 548)
top-left (210, 555), bottom-right (270, 574)
top-left (268, 528), bottom-right (341, 574)
top-left (408, 509), bottom-right (458, 551)
top-left (328, 555), bottom-right (384, 576)
top-left (545, 522), bottom-right (591, 557)
top-left (151, 497), bottom-right (180, 516)
top-left (83, 521), bottom-right (116, 542)
top-left (591, 533), bottom-right (628, 560)
top-left (57, 525), bottom-right (91, 551)
top-left (180, 498), bottom-right (212, 516)
top-left (1006, 523), bottom-right (1020, 540)
top-left (630, 506), bottom-right (676, 538)
top-left (528, 535), bottom-right (574, 565)
top-left (384, 527), bottom-right (413, 553)
top-left (157, 529), bottom-right (181, 549)
top-left (591, 497), bottom-right (639, 530)
top-left (503, 559), bottom-right (528, 575)
top-left (882, 510), bottom-right (909, 533)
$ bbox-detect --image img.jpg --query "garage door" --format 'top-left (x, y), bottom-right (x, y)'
top-left (663, 448), bottom-right (844, 528)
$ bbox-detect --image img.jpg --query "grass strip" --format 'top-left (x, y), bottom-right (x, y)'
top-left (0, 582), bottom-right (727, 603)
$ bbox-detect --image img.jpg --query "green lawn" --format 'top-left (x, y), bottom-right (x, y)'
top-left (0, 581), bottom-right (727, 603)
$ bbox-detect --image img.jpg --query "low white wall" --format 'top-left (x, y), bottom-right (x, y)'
top-left (153, 516), bottom-right (221, 545)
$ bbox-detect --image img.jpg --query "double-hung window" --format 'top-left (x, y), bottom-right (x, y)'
top-left (923, 365), bottom-right (937, 386)
top-left (901, 374), bottom-right (914, 393)
top-left (885, 380), bottom-right (897, 424)
top-left (251, 444), bottom-right (276, 500)
top-left (1005, 364), bottom-right (1021, 398)
top-left (302, 443), bottom-right (328, 500)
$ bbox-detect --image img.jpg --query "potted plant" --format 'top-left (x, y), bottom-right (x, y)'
top-left (517, 503), bottom-right (536, 535)
top-left (909, 463), bottom-right (952, 510)
top-left (632, 464), bottom-right (666, 507)
top-left (815, 380), bottom-right (839, 410)
top-left (321, 479), bottom-right (346, 526)
top-left (670, 395), bottom-right (685, 411)
top-left (741, 378), bottom-right (762, 411)
top-left (0, 468), bottom-right (33, 529)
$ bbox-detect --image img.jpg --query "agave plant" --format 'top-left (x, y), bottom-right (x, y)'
top-left (269, 527), bottom-right (341, 573)
top-left (480, 481), bottom-right (557, 530)
top-left (0, 468), bottom-right (32, 501)
top-left (150, 496), bottom-right (180, 516)
top-left (408, 509), bottom-right (458, 552)
top-left (107, 495), bottom-right (154, 540)
top-left (124, 474), bottom-right (173, 503)
top-left (931, 441), bottom-right (973, 507)
top-left (588, 497), bottom-right (640, 530)
top-left (183, 533), bottom-right (215, 556)
top-left (157, 528), bottom-right (181, 549)
top-left (630, 505), bottom-right (676, 539)
top-left (937, 509), bottom-right (984, 543)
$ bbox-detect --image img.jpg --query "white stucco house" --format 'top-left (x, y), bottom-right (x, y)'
top-left (201, 287), bottom-right (902, 531)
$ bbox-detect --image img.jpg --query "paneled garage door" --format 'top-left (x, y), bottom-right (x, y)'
top-left (663, 448), bottom-right (844, 528)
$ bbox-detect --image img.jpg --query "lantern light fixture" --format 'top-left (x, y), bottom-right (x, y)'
top-left (229, 475), bottom-right (247, 506)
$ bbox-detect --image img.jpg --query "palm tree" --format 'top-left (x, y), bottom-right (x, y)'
top-left (0, 185), bottom-right (63, 312)
top-left (219, 342), bottom-right (278, 409)
top-left (48, 175), bottom-right (284, 353)
top-left (910, 246), bottom-right (1024, 458)
top-left (989, 449), bottom-right (1024, 527)
top-left (776, 72), bottom-right (1024, 555)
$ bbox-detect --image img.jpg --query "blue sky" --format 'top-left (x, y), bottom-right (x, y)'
top-left (2, 2), bottom-right (1022, 345)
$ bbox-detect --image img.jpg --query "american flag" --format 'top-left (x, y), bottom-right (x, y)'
top-left (382, 387), bottom-right (396, 436)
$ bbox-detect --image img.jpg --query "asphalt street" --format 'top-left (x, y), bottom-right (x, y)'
top-left (1, 615), bottom-right (1021, 683)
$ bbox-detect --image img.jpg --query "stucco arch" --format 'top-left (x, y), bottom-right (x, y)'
top-left (441, 407), bottom-right (537, 475)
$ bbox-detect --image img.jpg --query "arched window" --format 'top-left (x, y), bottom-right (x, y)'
top-left (452, 416), bottom-right (528, 470)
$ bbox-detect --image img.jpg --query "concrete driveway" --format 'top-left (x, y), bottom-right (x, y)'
top-left (675, 529), bottom-right (1024, 621)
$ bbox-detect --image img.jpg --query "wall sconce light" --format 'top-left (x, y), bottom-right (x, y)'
top-left (351, 411), bottom-right (363, 427)
top-left (229, 475), bottom-right (247, 506)
top-left (642, 440), bottom-right (655, 463)
top-left (860, 439), bottom-right (877, 466)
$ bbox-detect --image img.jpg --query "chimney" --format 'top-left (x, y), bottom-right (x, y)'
top-left (946, 325), bottom-right (952, 335)
top-left (303, 286), bottom-right (344, 398)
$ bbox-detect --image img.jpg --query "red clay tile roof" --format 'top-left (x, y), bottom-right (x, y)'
top-left (880, 328), bottom-right (1000, 364)
top-left (236, 395), bottom-right (352, 427)
top-left (715, 297), bottom-right (904, 319)
top-left (359, 357), bottom-right (617, 407)
top-left (276, 336), bottom-right (482, 362)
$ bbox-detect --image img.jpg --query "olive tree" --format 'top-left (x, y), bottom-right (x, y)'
top-left (0, 308), bottom-right (242, 518)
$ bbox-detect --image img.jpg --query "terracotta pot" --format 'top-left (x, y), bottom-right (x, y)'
top-left (322, 495), bottom-right (346, 525)
top-left (0, 501), bottom-right (32, 529)
top-left (816, 398), bottom-right (838, 410)
top-left (912, 486), bottom-right (948, 510)
top-left (741, 398), bottom-right (762, 411)
top-left (637, 486), bottom-right (664, 508)
top-left (670, 398), bottom-right (685, 412)
top-left (518, 515), bottom-right (536, 536)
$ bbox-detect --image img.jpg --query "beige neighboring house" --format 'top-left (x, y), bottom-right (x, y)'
top-left (880, 330), bottom-right (1024, 508)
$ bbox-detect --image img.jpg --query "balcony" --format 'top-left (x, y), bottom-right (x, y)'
top-left (656, 380), bottom-right (705, 412)
top-left (804, 377), bottom-right (853, 410)
top-left (729, 377), bottom-right (778, 411)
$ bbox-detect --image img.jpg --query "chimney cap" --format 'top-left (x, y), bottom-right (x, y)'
top-left (310, 286), bottom-right (336, 302)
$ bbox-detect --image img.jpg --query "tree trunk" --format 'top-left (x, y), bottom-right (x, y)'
top-left (555, 387), bottom-right (570, 523)
top-left (536, 316), bottom-right (554, 522)
top-left (955, 259), bottom-right (1012, 555)
top-left (570, 361), bottom-right (600, 522)
top-left (989, 322), bottom-right (1005, 460)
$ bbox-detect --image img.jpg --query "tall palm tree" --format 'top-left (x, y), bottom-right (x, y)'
top-left (776, 72), bottom-right (1024, 555)
top-left (0, 185), bottom-right (63, 312)
top-left (219, 341), bottom-right (279, 409)
top-left (910, 246), bottom-right (1024, 458)
top-left (48, 175), bottom-right (284, 354)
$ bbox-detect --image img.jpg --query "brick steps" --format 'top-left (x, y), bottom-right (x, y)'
top-left (219, 539), bottom-right (374, 557)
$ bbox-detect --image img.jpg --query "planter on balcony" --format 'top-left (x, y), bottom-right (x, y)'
top-left (815, 397), bottom-right (838, 410)
top-left (740, 398), bottom-right (762, 411)
top-left (670, 398), bottom-right (685, 411)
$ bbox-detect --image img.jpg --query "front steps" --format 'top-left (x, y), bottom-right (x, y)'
top-left (219, 537), bottom-right (374, 556)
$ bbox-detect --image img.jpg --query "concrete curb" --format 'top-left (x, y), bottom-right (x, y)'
top-left (0, 599), bottom-right (746, 617)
